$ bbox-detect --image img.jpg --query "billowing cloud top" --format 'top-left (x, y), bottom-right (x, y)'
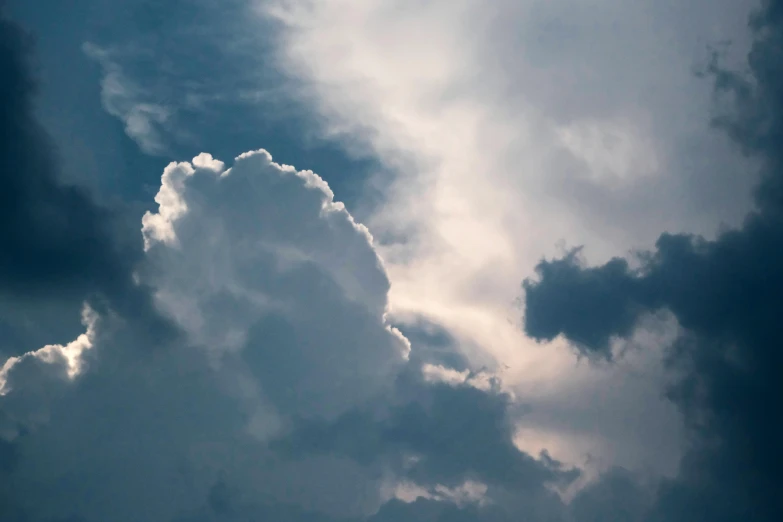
top-left (141, 148), bottom-right (409, 421)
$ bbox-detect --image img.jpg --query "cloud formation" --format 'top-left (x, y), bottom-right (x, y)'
top-left (3, 1), bottom-right (777, 521)
top-left (0, 148), bottom-right (410, 521)
top-left (141, 149), bottom-right (409, 421)
top-left (0, 145), bottom-right (650, 522)
top-left (524, 1), bottom-right (783, 520)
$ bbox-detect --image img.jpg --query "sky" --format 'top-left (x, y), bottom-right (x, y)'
top-left (0, 0), bottom-right (779, 521)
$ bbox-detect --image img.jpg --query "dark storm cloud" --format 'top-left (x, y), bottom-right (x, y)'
top-left (274, 370), bottom-right (578, 493)
top-left (0, 9), bottom-right (173, 354)
top-left (265, 360), bottom-right (587, 522)
top-left (523, 250), bottom-right (647, 357)
top-left (523, 1), bottom-right (783, 520)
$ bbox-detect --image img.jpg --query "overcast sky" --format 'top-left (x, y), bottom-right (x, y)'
top-left (1, 1), bottom-right (779, 521)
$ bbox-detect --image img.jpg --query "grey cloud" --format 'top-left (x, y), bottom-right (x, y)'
top-left (275, 376), bottom-right (578, 492)
top-left (523, 250), bottom-right (646, 358)
top-left (523, 1), bottom-right (783, 520)
top-left (395, 318), bottom-right (472, 373)
top-left (1, 304), bottom-right (573, 522)
top-left (0, 148), bottom-right (405, 521)
top-left (0, 318), bottom-right (249, 522)
top-left (0, 135), bottom-right (647, 522)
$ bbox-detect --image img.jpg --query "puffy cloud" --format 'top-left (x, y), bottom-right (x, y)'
top-left (523, 1), bottom-right (783, 520)
top-left (0, 16), bottom-right (447, 515)
top-left (0, 313), bottom-right (250, 522)
top-left (0, 147), bottom-right (410, 521)
top-left (0, 141), bottom-right (656, 521)
top-left (0, 304), bottom-right (97, 396)
top-left (141, 149), bottom-right (409, 420)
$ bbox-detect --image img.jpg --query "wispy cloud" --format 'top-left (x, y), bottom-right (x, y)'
top-left (83, 42), bottom-right (172, 155)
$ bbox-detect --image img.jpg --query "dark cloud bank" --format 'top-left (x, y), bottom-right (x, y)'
top-left (524, 1), bottom-right (783, 521)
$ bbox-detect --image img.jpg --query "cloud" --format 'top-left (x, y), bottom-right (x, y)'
top-left (523, 250), bottom-right (644, 358)
top-left (83, 42), bottom-right (171, 155)
top-left (523, 1), bottom-right (783, 520)
top-left (0, 143), bottom-right (659, 522)
top-left (4, 1), bottom-right (776, 521)
top-left (274, 373), bottom-right (579, 493)
top-left (0, 148), bottom-right (412, 521)
top-left (0, 304), bottom-right (98, 396)
top-left (141, 149), bottom-right (409, 421)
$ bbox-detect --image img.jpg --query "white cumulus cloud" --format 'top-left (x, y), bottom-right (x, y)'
top-left (0, 148), bottom-right (414, 520)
